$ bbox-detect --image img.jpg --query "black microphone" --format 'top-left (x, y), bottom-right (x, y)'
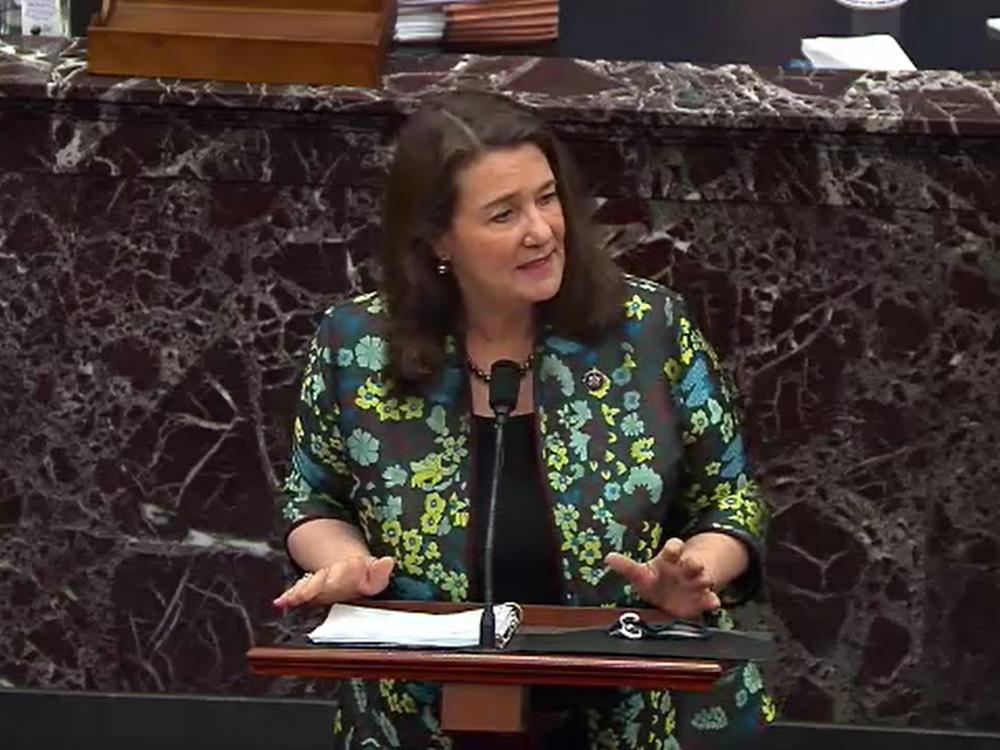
top-left (479, 360), bottom-right (521, 649)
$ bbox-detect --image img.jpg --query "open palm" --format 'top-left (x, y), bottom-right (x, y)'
top-left (605, 537), bottom-right (720, 619)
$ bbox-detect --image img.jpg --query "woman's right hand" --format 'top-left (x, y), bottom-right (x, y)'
top-left (272, 555), bottom-right (395, 610)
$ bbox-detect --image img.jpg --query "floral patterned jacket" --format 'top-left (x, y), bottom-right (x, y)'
top-left (280, 276), bottom-right (774, 749)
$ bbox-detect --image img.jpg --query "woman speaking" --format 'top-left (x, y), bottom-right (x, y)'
top-left (274, 91), bottom-right (773, 749)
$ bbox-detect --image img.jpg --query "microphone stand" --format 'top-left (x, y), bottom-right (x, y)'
top-left (478, 359), bottom-right (520, 650)
top-left (478, 409), bottom-right (508, 649)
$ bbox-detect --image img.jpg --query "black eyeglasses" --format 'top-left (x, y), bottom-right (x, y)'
top-left (608, 612), bottom-right (710, 641)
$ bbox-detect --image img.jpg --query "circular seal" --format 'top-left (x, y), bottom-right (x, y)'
top-left (583, 369), bottom-right (608, 392)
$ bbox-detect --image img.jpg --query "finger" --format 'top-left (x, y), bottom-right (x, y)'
top-left (605, 553), bottom-right (656, 590)
top-left (300, 566), bottom-right (332, 604)
top-left (273, 579), bottom-right (302, 607)
top-left (660, 538), bottom-right (684, 564)
top-left (687, 571), bottom-right (714, 591)
top-left (272, 586), bottom-right (296, 608)
top-left (274, 572), bottom-right (316, 608)
top-left (679, 554), bottom-right (705, 579)
top-left (358, 556), bottom-right (395, 597)
top-left (702, 589), bottom-right (722, 612)
top-left (672, 570), bottom-right (713, 595)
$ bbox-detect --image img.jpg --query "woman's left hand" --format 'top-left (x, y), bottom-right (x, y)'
top-left (605, 537), bottom-right (722, 620)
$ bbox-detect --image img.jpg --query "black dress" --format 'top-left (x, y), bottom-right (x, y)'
top-left (469, 413), bottom-right (562, 605)
top-left (464, 414), bottom-right (589, 749)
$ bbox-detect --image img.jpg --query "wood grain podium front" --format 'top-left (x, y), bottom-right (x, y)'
top-left (247, 603), bottom-right (724, 734)
top-left (88, 0), bottom-right (396, 87)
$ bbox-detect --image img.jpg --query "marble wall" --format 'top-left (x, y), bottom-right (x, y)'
top-left (1, 37), bottom-right (999, 731)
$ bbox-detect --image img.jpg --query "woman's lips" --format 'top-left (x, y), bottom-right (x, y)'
top-left (517, 250), bottom-right (554, 271)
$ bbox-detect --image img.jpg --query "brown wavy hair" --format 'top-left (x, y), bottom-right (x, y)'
top-left (380, 90), bottom-right (625, 387)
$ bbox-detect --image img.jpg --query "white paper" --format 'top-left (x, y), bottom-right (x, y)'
top-left (395, 6), bottom-right (446, 42)
top-left (801, 34), bottom-right (916, 71)
top-left (395, 7), bottom-right (446, 42)
top-left (308, 603), bottom-right (522, 648)
top-left (988, 18), bottom-right (1000, 35)
top-left (20, 0), bottom-right (62, 36)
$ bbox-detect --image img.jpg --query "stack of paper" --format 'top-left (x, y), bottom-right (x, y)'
top-left (801, 34), bottom-right (916, 71)
top-left (396, 0), bottom-right (448, 43)
top-left (396, 0), bottom-right (558, 45)
top-left (308, 603), bottom-right (523, 648)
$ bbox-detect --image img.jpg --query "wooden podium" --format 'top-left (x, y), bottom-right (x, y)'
top-left (87, 0), bottom-right (396, 87)
top-left (248, 603), bottom-right (724, 735)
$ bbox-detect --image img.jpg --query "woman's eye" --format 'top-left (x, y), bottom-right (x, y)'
top-left (490, 209), bottom-right (514, 223)
top-left (538, 191), bottom-right (559, 205)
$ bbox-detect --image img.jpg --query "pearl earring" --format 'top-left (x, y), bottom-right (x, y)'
top-left (436, 258), bottom-right (450, 275)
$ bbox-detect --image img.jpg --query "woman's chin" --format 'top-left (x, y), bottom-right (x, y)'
top-left (520, 276), bottom-right (563, 305)
top-left (514, 257), bottom-right (564, 303)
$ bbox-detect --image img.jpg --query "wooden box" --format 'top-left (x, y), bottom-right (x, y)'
top-left (87, 0), bottom-right (396, 87)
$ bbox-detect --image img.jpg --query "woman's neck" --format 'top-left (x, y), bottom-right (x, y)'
top-left (463, 303), bottom-right (535, 350)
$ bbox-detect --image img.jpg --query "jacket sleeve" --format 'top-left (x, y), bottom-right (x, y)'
top-left (663, 295), bottom-right (770, 605)
top-left (279, 313), bottom-right (359, 542)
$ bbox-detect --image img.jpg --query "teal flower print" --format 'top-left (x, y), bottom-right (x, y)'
top-left (426, 405), bottom-right (448, 435)
top-left (736, 689), bottom-right (748, 708)
top-left (743, 663), bottom-right (763, 694)
top-left (347, 428), bottom-right (379, 466)
top-left (604, 519), bottom-right (626, 550)
top-left (540, 354), bottom-right (575, 396)
top-left (546, 336), bottom-right (585, 355)
top-left (558, 400), bottom-right (592, 430)
top-left (691, 706), bottom-right (728, 731)
top-left (380, 495), bottom-right (402, 522)
top-left (623, 390), bottom-right (641, 411)
top-left (615, 693), bottom-right (644, 725)
top-left (620, 413), bottom-right (645, 437)
top-left (336, 348), bottom-right (354, 367)
top-left (708, 397), bottom-right (724, 425)
top-left (383, 464), bottom-right (407, 488)
top-left (569, 430), bottom-right (591, 461)
top-left (354, 335), bottom-right (386, 371)
top-left (624, 465), bottom-right (663, 503)
top-left (592, 499), bottom-right (613, 525)
top-left (611, 365), bottom-right (633, 386)
top-left (570, 400), bottom-right (593, 424)
top-left (604, 482), bottom-right (621, 502)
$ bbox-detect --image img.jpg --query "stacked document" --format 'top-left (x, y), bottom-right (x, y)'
top-left (396, 0), bottom-right (558, 45)
top-left (801, 34), bottom-right (916, 71)
top-left (308, 603), bottom-right (523, 648)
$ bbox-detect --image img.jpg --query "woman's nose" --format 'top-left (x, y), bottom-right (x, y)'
top-left (524, 205), bottom-right (554, 245)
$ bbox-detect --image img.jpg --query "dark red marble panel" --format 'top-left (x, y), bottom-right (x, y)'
top-left (2, 32), bottom-right (1000, 735)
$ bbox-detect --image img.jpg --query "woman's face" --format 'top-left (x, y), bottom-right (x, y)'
top-left (435, 142), bottom-right (566, 318)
